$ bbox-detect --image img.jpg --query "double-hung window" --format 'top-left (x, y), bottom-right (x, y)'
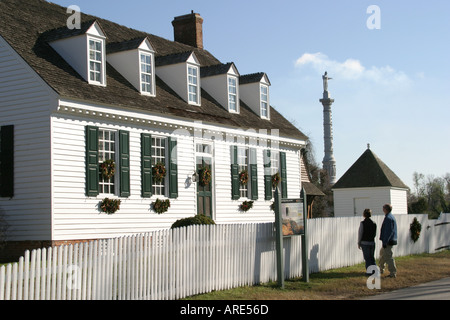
top-left (260, 85), bottom-right (269, 118)
top-left (152, 136), bottom-right (167, 196)
top-left (238, 147), bottom-right (249, 198)
top-left (86, 126), bottom-right (130, 198)
top-left (98, 129), bottom-right (116, 194)
top-left (228, 76), bottom-right (238, 112)
top-left (188, 65), bottom-right (199, 104)
top-left (140, 53), bottom-right (154, 95)
top-left (89, 39), bottom-right (103, 84)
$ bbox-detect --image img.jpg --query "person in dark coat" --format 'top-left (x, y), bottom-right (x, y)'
top-left (358, 208), bottom-right (377, 275)
top-left (379, 204), bottom-right (398, 278)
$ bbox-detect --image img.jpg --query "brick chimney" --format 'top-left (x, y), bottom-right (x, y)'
top-left (172, 11), bottom-right (204, 50)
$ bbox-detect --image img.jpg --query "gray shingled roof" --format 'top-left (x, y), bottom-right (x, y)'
top-left (0, 0), bottom-right (307, 141)
top-left (332, 148), bottom-right (409, 190)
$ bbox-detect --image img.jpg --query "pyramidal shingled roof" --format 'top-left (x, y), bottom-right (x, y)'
top-left (332, 148), bottom-right (409, 190)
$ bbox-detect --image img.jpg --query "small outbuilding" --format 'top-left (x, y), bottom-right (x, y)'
top-left (332, 146), bottom-right (409, 217)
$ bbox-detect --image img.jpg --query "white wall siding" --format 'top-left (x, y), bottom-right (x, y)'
top-left (51, 113), bottom-right (304, 240)
top-left (0, 36), bottom-right (57, 241)
top-left (51, 115), bottom-right (199, 240)
top-left (390, 188), bottom-right (408, 214)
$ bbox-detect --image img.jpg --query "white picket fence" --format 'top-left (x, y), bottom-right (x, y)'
top-left (1, 213), bottom-right (449, 300)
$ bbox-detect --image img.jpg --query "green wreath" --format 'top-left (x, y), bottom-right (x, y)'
top-left (272, 172), bottom-right (281, 188)
top-left (152, 162), bottom-right (167, 183)
top-left (199, 167), bottom-right (212, 186)
top-left (239, 170), bottom-right (249, 185)
top-left (410, 217), bottom-right (422, 243)
top-left (100, 159), bottom-right (115, 180)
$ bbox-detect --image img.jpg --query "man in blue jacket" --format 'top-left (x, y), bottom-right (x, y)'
top-left (379, 204), bottom-right (397, 278)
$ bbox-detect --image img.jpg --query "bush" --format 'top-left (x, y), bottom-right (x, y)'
top-left (171, 215), bottom-right (215, 229)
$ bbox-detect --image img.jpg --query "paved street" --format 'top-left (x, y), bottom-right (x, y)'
top-left (364, 277), bottom-right (450, 300)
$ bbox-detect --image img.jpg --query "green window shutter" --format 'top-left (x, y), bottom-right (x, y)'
top-left (168, 137), bottom-right (178, 199)
top-left (119, 130), bottom-right (130, 198)
top-left (280, 152), bottom-right (288, 199)
top-left (141, 133), bottom-right (152, 198)
top-left (0, 125), bottom-right (14, 198)
top-left (250, 148), bottom-right (258, 200)
top-left (231, 145), bottom-right (240, 200)
top-left (85, 126), bottom-right (99, 197)
top-left (264, 149), bottom-right (272, 200)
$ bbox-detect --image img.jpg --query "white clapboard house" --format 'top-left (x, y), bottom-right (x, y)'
top-left (0, 0), bottom-right (308, 260)
top-left (332, 147), bottom-right (409, 217)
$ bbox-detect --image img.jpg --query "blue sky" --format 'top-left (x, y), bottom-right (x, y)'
top-left (49, 0), bottom-right (450, 190)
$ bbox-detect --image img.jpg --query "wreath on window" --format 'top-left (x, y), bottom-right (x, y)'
top-left (100, 159), bottom-right (115, 180)
top-left (100, 198), bottom-right (121, 215)
top-left (152, 198), bottom-right (171, 214)
top-left (240, 200), bottom-right (254, 212)
top-left (272, 172), bottom-right (281, 188)
top-left (239, 170), bottom-right (249, 185)
top-left (152, 162), bottom-right (166, 183)
top-left (410, 217), bottom-right (422, 243)
top-left (199, 167), bottom-right (212, 186)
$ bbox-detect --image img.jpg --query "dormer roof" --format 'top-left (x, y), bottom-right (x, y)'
top-left (200, 62), bottom-right (240, 78)
top-left (44, 20), bottom-right (107, 42)
top-left (155, 51), bottom-right (199, 67)
top-left (106, 37), bottom-right (155, 54)
top-left (240, 72), bottom-right (271, 86)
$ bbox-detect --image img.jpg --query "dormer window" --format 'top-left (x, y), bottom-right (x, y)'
top-left (155, 51), bottom-right (201, 106)
top-left (228, 76), bottom-right (238, 112)
top-left (239, 72), bottom-right (271, 120)
top-left (89, 39), bottom-right (103, 84)
top-left (106, 37), bottom-right (156, 96)
top-left (188, 65), bottom-right (199, 104)
top-left (140, 53), bottom-right (154, 95)
top-left (260, 84), bottom-right (269, 118)
top-left (48, 20), bottom-right (107, 87)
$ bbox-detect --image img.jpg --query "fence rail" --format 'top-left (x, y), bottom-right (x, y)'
top-left (1, 213), bottom-right (449, 300)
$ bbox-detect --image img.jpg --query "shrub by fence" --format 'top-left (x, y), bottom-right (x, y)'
top-left (1, 213), bottom-right (449, 300)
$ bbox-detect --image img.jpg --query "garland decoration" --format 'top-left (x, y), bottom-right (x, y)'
top-left (239, 170), bottom-right (249, 185)
top-left (240, 200), bottom-right (254, 212)
top-left (199, 167), bottom-right (212, 186)
top-left (100, 159), bottom-right (115, 180)
top-left (152, 162), bottom-right (167, 183)
top-left (410, 217), bottom-right (422, 243)
top-left (152, 198), bottom-right (171, 214)
top-left (100, 198), bottom-right (121, 215)
top-left (272, 172), bottom-right (281, 188)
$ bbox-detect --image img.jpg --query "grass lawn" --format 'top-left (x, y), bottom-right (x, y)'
top-left (184, 250), bottom-right (450, 300)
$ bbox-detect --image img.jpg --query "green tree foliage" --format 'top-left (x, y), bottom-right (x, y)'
top-left (408, 172), bottom-right (450, 219)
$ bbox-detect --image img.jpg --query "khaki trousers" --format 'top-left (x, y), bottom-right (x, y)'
top-left (379, 245), bottom-right (397, 275)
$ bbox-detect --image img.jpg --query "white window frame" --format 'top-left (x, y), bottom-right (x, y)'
top-left (260, 84), bottom-right (269, 119)
top-left (140, 52), bottom-right (155, 96)
top-left (187, 65), bottom-right (200, 105)
top-left (237, 146), bottom-right (249, 199)
top-left (98, 129), bottom-right (117, 195)
top-left (228, 76), bottom-right (239, 113)
top-left (270, 150), bottom-right (280, 198)
top-left (152, 136), bottom-right (168, 197)
top-left (88, 38), bottom-right (105, 85)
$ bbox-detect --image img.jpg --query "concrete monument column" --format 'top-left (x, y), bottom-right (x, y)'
top-left (319, 72), bottom-right (337, 185)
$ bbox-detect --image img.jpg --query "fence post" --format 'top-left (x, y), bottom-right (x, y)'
top-left (301, 188), bottom-right (309, 282)
top-left (274, 187), bottom-right (285, 289)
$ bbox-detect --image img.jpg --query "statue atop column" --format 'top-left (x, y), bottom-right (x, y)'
top-left (322, 71), bottom-right (332, 92)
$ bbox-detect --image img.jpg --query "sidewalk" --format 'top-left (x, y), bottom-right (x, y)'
top-left (364, 277), bottom-right (450, 300)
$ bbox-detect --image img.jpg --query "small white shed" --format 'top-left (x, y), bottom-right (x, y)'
top-left (332, 147), bottom-right (409, 217)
